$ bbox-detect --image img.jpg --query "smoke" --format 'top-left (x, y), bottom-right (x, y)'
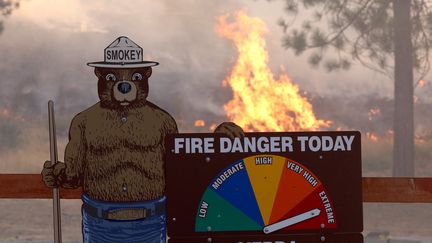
top-left (0, 118), bottom-right (21, 150)
top-left (0, 0), bottom-right (249, 123)
top-left (0, 0), bottom-right (247, 171)
top-left (0, 0), bottom-right (431, 174)
top-left (0, 2), bottom-right (432, 240)
top-left (0, 0), bottom-right (426, 123)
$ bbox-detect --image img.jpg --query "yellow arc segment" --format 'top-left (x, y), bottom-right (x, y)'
top-left (244, 155), bottom-right (285, 225)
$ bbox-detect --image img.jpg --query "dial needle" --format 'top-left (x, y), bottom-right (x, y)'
top-left (263, 208), bottom-right (321, 234)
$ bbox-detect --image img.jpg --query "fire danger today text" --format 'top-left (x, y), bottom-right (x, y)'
top-left (173, 135), bottom-right (355, 154)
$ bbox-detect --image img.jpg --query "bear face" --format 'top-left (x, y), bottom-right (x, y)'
top-left (95, 67), bottom-right (152, 109)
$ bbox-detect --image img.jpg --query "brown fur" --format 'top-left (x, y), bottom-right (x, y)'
top-left (58, 67), bottom-right (178, 202)
top-left (95, 67), bottom-right (151, 109)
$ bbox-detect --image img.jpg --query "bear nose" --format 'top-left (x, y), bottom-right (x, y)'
top-left (117, 82), bottom-right (132, 94)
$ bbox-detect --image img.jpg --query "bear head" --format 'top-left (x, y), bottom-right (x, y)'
top-left (94, 67), bottom-right (152, 109)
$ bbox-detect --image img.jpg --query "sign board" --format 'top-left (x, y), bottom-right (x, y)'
top-left (166, 132), bottom-right (363, 243)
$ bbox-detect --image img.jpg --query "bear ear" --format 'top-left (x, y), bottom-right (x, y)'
top-left (145, 67), bottom-right (152, 78)
top-left (94, 68), bottom-right (103, 78)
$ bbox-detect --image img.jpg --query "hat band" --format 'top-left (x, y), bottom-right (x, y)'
top-left (105, 61), bottom-right (158, 65)
top-left (105, 48), bottom-right (143, 63)
top-left (87, 61), bottom-right (159, 68)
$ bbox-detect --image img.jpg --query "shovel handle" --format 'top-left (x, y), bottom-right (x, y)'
top-left (48, 100), bottom-right (62, 243)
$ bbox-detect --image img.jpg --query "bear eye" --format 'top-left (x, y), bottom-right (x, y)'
top-left (132, 73), bottom-right (143, 81)
top-left (105, 73), bottom-right (116, 81)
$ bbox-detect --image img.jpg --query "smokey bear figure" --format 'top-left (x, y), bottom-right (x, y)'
top-left (41, 36), bottom-right (243, 243)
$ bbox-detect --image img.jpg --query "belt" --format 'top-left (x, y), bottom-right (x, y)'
top-left (83, 201), bottom-right (165, 221)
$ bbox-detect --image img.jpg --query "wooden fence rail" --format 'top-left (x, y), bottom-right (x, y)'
top-left (0, 174), bottom-right (431, 203)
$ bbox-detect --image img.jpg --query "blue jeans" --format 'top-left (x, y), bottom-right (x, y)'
top-left (81, 194), bottom-right (166, 243)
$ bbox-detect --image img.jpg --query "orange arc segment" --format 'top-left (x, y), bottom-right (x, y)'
top-left (269, 159), bottom-right (322, 225)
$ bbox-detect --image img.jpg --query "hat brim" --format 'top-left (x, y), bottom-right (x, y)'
top-left (87, 61), bottom-right (159, 68)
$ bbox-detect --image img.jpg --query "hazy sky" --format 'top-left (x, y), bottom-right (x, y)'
top-left (1, 0), bottom-right (432, 175)
top-left (1, 4), bottom-right (432, 240)
top-left (0, 0), bottom-right (405, 118)
top-left (1, 0), bottom-right (432, 132)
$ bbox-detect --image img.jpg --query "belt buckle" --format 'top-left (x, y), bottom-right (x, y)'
top-left (107, 208), bottom-right (147, 220)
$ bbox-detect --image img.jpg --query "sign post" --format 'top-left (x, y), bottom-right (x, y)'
top-left (166, 131), bottom-right (363, 243)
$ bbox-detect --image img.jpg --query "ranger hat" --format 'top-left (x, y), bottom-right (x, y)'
top-left (87, 36), bottom-right (159, 68)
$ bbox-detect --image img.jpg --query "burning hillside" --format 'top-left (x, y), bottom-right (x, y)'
top-left (214, 11), bottom-right (330, 132)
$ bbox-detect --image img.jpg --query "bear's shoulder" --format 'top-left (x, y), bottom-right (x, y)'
top-left (68, 102), bottom-right (107, 129)
top-left (141, 101), bottom-right (178, 134)
top-left (72, 102), bottom-right (102, 121)
top-left (69, 102), bottom-right (178, 135)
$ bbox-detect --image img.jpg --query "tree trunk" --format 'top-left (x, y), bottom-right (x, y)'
top-left (392, 0), bottom-right (414, 176)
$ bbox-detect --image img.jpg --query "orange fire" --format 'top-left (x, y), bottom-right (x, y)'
top-left (194, 119), bottom-right (206, 127)
top-left (1, 108), bottom-right (10, 117)
top-left (366, 132), bottom-right (379, 142)
top-left (418, 79), bottom-right (426, 88)
top-left (215, 11), bottom-right (330, 132)
top-left (0, 108), bottom-right (25, 121)
top-left (209, 123), bottom-right (218, 132)
top-left (368, 107), bottom-right (381, 121)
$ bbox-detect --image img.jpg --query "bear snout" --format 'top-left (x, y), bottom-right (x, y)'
top-left (113, 81), bottom-right (138, 105)
top-left (118, 82), bottom-right (132, 94)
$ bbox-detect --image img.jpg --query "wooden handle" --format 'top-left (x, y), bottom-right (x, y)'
top-left (48, 101), bottom-right (58, 166)
top-left (48, 100), bottom-right (62, 243)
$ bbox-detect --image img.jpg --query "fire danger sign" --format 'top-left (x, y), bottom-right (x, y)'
top-left (165, 131), bottom-right (363, 243)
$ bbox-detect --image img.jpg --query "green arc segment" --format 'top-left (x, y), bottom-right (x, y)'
top-left (195, 188), bottom-right (263, 232)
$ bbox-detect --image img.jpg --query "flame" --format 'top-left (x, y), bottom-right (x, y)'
top-left (209, 123), bottom-right (218, 132)
top-left (418, 79), bottom-right (426, 88)
top-left (366, 132), bottom-right (379, 142)
top-left (194, 119), bottom-right (206, 127)
top-left (368, 107), bottom-right (381, 121)
top-left (215, 11), bottom-right (330, 132)
top-left (1, 108), bottom-right (10, 117)
top-left (0, 108), bottom-right (25, 121)
top-left (415, 132), bottom-right (432, 144)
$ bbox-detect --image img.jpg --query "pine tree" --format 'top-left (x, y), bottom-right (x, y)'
top-left (277, 0), bottom-right (432, 176)
top-left (0, 0), bottom-right (19, 34)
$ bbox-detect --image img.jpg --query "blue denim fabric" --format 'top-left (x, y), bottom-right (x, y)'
top-left (81, 194), bottom-right (166, 243)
